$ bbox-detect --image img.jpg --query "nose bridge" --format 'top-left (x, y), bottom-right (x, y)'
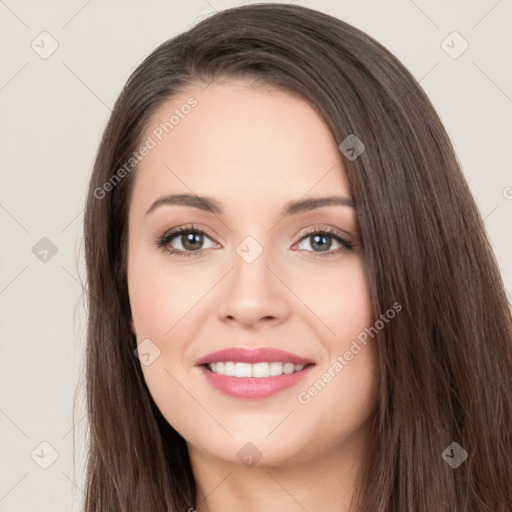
top-left (230, 233), bottom-right (275, 301)
top-left (234, 234), bottom-right (271, 284)
top-left (216, 233), bottom-right (289, 325)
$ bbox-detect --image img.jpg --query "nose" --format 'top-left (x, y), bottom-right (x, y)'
top-left (216, 244), bottom-right (291, 328)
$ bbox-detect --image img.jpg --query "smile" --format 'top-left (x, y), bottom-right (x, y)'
top-left (196, 347), bottom-right (316, 399)
top-left (206, 361), bottom-right (308, 377)
top-left (199, 363), bottom-right (316, 399)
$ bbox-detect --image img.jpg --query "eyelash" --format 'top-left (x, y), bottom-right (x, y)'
top-left (155, 224), bottom-right (354, 259)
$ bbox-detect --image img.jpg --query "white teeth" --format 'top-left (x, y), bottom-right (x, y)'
top-left (270, 361), bottom-right (283, 376)
top-left (235, 362), bottom-right (252, 377)
top-left (253, 362), bottom-right (270, 378)
top-left (224, 361), bottom-right (235, 376)
top-left (207, 361), bottom-right (306, 377)
top-left (283, 362), bottom-right (295, 374)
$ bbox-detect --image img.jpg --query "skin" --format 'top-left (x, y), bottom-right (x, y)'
top-left (127, 80), bottom-right (379, 512)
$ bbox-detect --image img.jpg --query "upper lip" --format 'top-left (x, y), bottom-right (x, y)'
top-left (195, 347), bottom-right (315, 366)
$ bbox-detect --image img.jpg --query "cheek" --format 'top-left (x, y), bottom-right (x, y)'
top-left (127, 247), bottom-right (203, 338)
top-left (306, 256), bottom-right (373, 339)
top-left (300, 257), bottom-right (377, 412)
top-left (127, 250), bottom-right (199, 435)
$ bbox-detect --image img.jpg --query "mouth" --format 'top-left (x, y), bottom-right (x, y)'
top-left (195, 347), bottom-right (316, 399)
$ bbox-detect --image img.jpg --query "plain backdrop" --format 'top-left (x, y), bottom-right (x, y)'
top-left (1, 1), bottom-right (511, 510)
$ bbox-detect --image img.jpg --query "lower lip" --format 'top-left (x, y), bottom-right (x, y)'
top-left (198, 364), bottom-right (315, 399)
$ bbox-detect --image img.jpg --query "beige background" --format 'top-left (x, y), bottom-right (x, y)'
top-left (0, 0), bottom-right (511, 510)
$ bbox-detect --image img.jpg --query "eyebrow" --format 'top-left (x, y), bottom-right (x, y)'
top-left (145, 193), bottom-right (355, 217)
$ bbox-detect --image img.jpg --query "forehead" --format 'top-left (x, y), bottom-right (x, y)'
top-left (129, 81), bottom-right (351, 217)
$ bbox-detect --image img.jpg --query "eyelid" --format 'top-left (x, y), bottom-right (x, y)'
top-left (156, 223), bottom-right (354, 257)
top-left (154, 224), bottom-right (218, 252)
top-left (292, 225), bottom-right (354, 254)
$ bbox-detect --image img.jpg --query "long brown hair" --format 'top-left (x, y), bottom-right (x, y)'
top-left (81, 3), bottom-right (512, 510)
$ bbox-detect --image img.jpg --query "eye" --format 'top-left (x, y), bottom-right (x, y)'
top-left (155, 225), bottom-right (354, 258)
top-left (294, 227), bottom-right (354, 258)
top-left (156, 224), bottom-right (217, 257)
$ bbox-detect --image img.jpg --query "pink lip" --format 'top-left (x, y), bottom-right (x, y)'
top-left (195, 347), bottom-right (315, 399)
top-left (195, 347), bottom-right (314, 366)
top-left (198, 364), bottom-right (315, 399)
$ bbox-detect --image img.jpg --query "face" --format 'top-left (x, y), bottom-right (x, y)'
top-left (127, 80), bottom-right (378, 469)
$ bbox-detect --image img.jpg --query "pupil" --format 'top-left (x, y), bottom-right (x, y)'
top-left (311, 234), bottom-right (331, 252)
top-left (183, 232), bottom-right (202, 251)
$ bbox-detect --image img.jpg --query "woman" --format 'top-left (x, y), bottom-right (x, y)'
top-left (82, 3), bottom-right (512, 511)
